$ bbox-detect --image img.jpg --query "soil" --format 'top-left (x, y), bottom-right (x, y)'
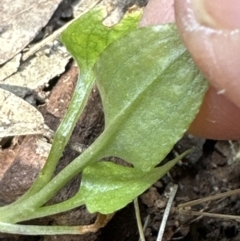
top-left (1, 1), bottom-right (240, 241)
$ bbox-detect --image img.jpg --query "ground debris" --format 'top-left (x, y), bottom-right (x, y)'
top-left (0, 0), bottom-right (63, 64)
top-left (0, 89), bottom-right (45, 138)
top-left (0, 135), bottom-right (51, 205)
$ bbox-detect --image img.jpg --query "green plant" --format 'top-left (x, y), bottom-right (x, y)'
top-left (0, 7), bottom-right (208, 235)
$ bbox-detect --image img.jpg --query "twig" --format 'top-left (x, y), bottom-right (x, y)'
top-left (22, 20), bottom-right (73, 61)
top-left (180, 210), bottom-right (240, 222)
top-left (178, 188), bottom-right (240, 209)
top-left (157, 184), bottom-right (178, 241)
top-left (138, 215), bottom-right (150, 241)
top-left (134, 198), bottom-right (146, 241)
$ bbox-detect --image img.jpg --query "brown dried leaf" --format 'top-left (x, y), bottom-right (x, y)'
top-left (0, 0), bottom-right (63, 65)
top-left (0, 136), bottom-right (50, 205)
top-left (0, 149), bottom-right (16, 182)
top-left (47, 65), bottom-right (78, 118)
top-left (0, 89), bottom-right (45, 138)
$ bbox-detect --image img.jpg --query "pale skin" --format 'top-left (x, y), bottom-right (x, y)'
top-left (140, 0), bottom-right (240, 140)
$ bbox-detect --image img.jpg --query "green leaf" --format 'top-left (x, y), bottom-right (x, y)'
top-left (77, 151), bottom-right (188, 214)
top-left (61, 7), bottom-right (142, 70)
top-left (95, 24), bottom-right (208, 171)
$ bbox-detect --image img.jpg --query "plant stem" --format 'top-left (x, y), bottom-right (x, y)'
top-left (0, 130), bottom-right (108, 223)
top-left (22, 195), bottom-right (85, 221)
top-left (0, 222), bottom-right (83, 235)
top-left (0, 213), bottom-right (113, 235)
top-left (5, 70), bottom-right (95, 207)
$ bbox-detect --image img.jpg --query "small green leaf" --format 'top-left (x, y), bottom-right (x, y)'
top-left (95, 24), bottom-right (208, 171)
top-left (77, 151), bottom-right (188, 214)
top-left (61, 7), bottom-right (142, 70)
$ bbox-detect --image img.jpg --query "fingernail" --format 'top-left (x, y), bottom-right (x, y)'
top-left (192, 0), bottom-right (240, 30)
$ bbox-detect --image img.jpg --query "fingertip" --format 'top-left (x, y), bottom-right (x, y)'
top-left (192, 0), bottom-right (240, 30)
top-left (189, 87), bottom-right (240, 140)
top-left (174, 0), bottom-right (240, 109)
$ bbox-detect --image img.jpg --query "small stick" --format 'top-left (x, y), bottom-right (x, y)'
top-left (22, 20), bottom-right (74, 61)
top-left (178, 188), bottom-right (240, 209)
top-left (134, 198), bottom-right (145, 241)
top-left (138, 215), bottom-right (150, 241)
top-left (180, 210), bottom-right (240, 222)
top-left (157, 184), bottom-right (178, 241)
